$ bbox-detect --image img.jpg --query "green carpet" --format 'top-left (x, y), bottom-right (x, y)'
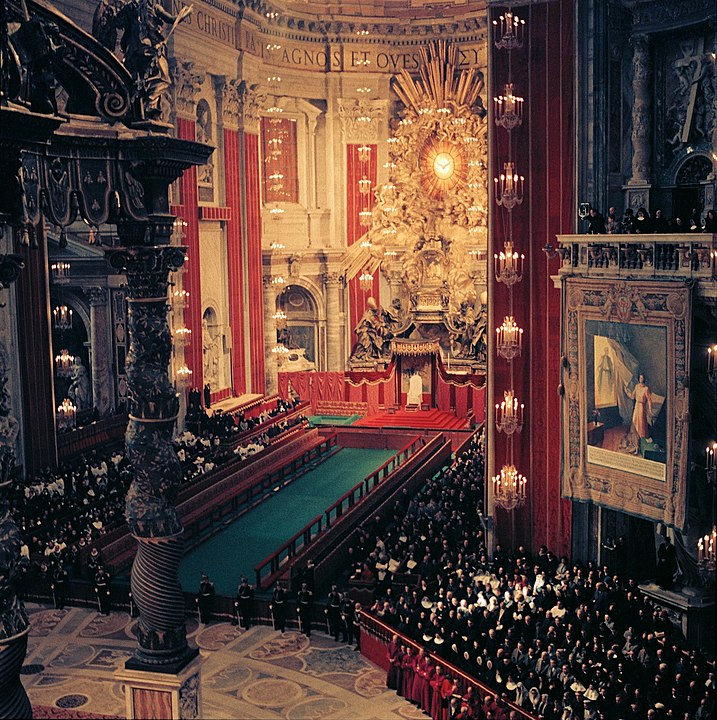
top-left (179, 447), bottom-right (395, 596)
top-left (308, 414), bottom-right (361, 426)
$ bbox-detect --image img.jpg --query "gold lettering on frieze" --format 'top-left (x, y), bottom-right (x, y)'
top-left (238, 37), bottom-right (482, 72)
top-left (171, 0), bottom-right (237, 48)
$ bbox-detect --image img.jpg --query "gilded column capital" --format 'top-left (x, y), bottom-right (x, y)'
top-left (337, 98), bottom-right (386, 144)
top-left (170, 60), bottom-right (206, 120)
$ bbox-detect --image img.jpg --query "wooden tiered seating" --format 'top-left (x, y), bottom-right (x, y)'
top-left (314, 400), bottom-right (368, 416)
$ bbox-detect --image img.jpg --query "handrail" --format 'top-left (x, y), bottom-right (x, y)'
top-left (253, 435), bottom-right (425, 588)
top-left (359, 610), bottom-right (538, 720)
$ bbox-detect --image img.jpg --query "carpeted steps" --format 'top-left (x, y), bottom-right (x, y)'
top-left (353, 408), bottom-right (468, 430)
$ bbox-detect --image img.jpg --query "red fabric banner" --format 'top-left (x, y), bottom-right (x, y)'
top-left (224, 128), bottom-right (246, 394)
top-left (176, 118), bottom-right (203, 393)
top-left (490, 1), bottom-right (574, 556)
top-left (346, 143), bottom-right (379, 336)
top-left (243, 132), bottom-right (266, 393)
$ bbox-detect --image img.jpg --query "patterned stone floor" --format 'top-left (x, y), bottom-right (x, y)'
top-left (23, 605), bottom-right (426, 720)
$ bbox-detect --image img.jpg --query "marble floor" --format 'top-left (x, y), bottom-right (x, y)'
top-left (23, 605), bottom-right (427, 720)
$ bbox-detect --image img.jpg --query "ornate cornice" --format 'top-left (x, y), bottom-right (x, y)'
top-left (337, 99), bottom-right (386, 144)
top-left (237, 0), bottom-right (484, 41)
top-left (624, 0), bottom-right (716, 33)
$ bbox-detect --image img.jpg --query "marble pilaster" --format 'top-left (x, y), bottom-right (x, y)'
top-left (324, 272), bottom-right (343, 372)
top-left (626, 34), bottom-right (652, 209)
top-left (263, 277), bottom-right (278, 394)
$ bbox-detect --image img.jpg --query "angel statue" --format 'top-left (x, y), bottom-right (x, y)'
top-left (92, 0), bottom-right (193, 119)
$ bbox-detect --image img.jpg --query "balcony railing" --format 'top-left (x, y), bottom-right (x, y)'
top-left (554, 233), bottom-right (716, 282)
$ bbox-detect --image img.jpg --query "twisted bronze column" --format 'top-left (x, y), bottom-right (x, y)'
top-left (111, 222), bottom-right (197, 672)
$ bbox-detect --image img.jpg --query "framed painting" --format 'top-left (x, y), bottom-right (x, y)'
top-left (562, 279), bottom-right (691, 529)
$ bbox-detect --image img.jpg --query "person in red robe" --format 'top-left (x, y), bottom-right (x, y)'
top-left (430, 666), bottom-right (445, 720)
top-left (440, 674), bottom-right (456, 720)
top-left (394, 644), bottom-right (406, 696)
top-left (386, 634), bottom-right (400, 690)
top-left (422, 661), bottom-right (435, 712)
top-left (411, 648), bottom-right (428, 705)
top-left (401, 646), bottom-right (416, 700)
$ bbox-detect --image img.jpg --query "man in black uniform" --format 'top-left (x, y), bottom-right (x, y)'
top-left (326, 583), bottom-right (342, 641)
top-left (235, 576), bottom-right (254, 628)
top-left (51, 560), bottom-right (68, 610)
top-left (270, 583), bottom-right (287, 633)
top-left (197, 572), bottom-right (215, 624)
top-left (340, 591), bottom-right (354, 644)
top-left (94, 565), bottom-right (111, 615)
top-left (297, 581), bottom-right (313, 637)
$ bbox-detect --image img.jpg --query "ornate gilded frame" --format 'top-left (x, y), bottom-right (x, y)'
top-left (562, 279), bottom-right (691, 529)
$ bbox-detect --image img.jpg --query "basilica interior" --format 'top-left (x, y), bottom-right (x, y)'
top-left (0, 0), bottom-right (716, 718)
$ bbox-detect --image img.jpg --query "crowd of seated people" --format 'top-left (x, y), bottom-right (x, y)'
top-left (351, 433), bottom-right (714, 720)
top-left (10, 404), bottom-right (307, 594)
top-left (186, 389), bottom-right (303, 440)
top-left (586, 205), bottom-right (717, 235)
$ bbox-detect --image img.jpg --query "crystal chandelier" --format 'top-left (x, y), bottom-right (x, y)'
top-left (273, 309), bottom-right (287, 328)
top-left (358, 176), bottom-right (372, 195)
top-left (53, 304), bottom-right (73, 330)
top-left (51, 262), bottom-right (71, 283)
top-left (359, 268), bottom-right (374, 293)
top-left (494, 83), bottom-right (524, 130)
top-left (494, 162), bottom-right (524, 208)
top-left (493, 11), bottom-right (525, 50)
top-left (55, 348), bottom-right (75, 377)
top-left (357, 145), bottom-right (371, 163)
top-left (270, 275), bottom-right (286, 287)
top-left (173, 326), bottom-right (192, 344)
top-left (697, 528), bottom-right (716, 582)
top-left (708, 344), bottom-right (717, 384)
top-left (56, 398), bottom-right (77, 431)
top-left (270, 241), bottom-right (285, 251)
top-left (359, 209), bottom-right (373, 226)
top-left (494, 240), bottom-right (525, 286)
top-left (495, 390), bottom-right (524, 435)
top-left (496, 316), bottom-right (523, 360)
top-left (173, 289), bottom-right (190, 307)
top-left (176, 365), bottom-right (193, 384)
top-left (492, 464), bottom-right (527, 510)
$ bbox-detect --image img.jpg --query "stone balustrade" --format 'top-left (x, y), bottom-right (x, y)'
top-left (553, 234), bottom-right (717, 288)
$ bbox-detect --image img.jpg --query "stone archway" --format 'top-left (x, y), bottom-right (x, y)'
top-left (277, 285), bottom-right (318, 371)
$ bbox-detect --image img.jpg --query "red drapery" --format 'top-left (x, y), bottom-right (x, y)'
top-left (346, 143), bottom-right (379, 335)
top-left (224, 127), bottom-right (246, 394)
top-left (176, 118), bottom-right (203, 392)
top-left (490, 1), bottom-right (574, 556)
top-left (260, 117), bottom-right (299, 204)
top-left (243, 132), bottom-right (266, 393)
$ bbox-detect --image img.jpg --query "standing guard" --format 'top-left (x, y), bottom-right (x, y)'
top-left (340, 591), bottom-right (354, 644)
top-left (326, 583), bottom-right (342, 641)
top-left (297, 581), bottom-right (313, 637)
top-left (94, 565), bottom-right (111, 615)
top-left (270, 583), bottom-right (287, 633)
top-left (235, 576), bottom-right (254, 629)
top-left (196, 572), bottom-right (215, 624)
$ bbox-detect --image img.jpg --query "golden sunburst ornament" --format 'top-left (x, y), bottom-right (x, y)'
top-left (418, 137), bottom-right (467, 198)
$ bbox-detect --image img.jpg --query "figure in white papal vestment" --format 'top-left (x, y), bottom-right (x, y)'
top-left (407, 371), bottom-right (423, 407)
top-left (625, 373), bottom-right (653, 440)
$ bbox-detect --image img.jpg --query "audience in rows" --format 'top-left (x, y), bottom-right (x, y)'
top-left (350, 433), bottom-right (714, 720)
top-left (10, 403), bottom-right (307, 586)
